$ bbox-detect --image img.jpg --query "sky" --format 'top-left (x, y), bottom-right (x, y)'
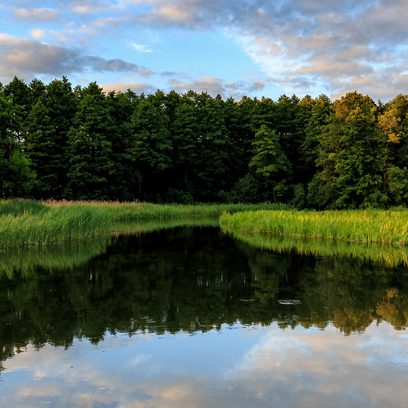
top-left (0, 0), bottom-right (408, 100)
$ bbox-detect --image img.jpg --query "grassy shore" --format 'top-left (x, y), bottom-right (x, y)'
top-left (4, 200), bottom-right (408, 250)
top-left (0, 199), bottom-right (285, 247)
top-left (220, 209), bottom-right (408, 246)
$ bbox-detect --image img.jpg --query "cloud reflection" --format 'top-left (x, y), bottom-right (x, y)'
top-left (1, 322), bottom-right (408, 407)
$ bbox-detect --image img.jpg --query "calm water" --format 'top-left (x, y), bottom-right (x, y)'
top-left (1, 227), bottom-right (408, 407)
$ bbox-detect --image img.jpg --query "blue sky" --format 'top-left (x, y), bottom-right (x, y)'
top-left (1, 0), bottom-right (407, 100)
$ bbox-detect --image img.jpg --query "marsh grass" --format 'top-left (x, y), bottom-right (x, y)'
top-left (0, 199), bottom-right (47, 216)
top-left (0, 200), bottom-right (284, 247)
top-left (0, 205), bottom-right (110, 246)
top-left (220, 209), bottom-right (408, 247)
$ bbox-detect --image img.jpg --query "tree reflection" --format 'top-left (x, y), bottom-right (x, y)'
top-left (1, 227), bottom-right (408, 365)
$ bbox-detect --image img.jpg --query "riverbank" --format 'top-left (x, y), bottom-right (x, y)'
top-left (220, 209), bottom-right (408, 246)
top-left (0, 200), bottom-right (284, 247)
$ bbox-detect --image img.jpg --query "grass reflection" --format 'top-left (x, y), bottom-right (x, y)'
top-left (221, 227), bottom-right (408, 267)
top-left (0, 218), bottom-right (218, 278)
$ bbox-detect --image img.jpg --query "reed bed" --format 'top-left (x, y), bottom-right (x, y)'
top-left (0, 205), bottom-right (109, 246)
top-left (0, 199), bottom-right (47, 216)
top-left (0, 200), bottom-right (284, 247)
top-left (220, 209), bottom-right (408, 246)
top-left (43, 200), bottom-right (288, 221)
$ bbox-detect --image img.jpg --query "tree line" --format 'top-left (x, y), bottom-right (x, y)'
top-left (0, 76), bottom-right (407, 208)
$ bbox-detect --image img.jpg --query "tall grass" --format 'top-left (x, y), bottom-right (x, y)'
top-left (44, 200), bottom-right (288, 222)
top-left (0, 200), bottom-right (285, 247)
top-left (0, 199), bottom-right (47, 216)
top-left (0, 205), bottom-right (110, 246)
top-left (220, 209), bottom-right (408, 246)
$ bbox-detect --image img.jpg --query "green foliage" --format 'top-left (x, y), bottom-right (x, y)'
top-left (169, 96), bottom-right (199, 197)
top-left (250, 125), bottom-right (289, 178)
top-left (309, 92), bottom-right (388, 209)
top-left (0, 151), bottom-right (36, 197)
top-left (229, 174), bottom-right (262, 203)
top-left (194, 94), bottom-right (231, 200)
top-left (0, 93), bottom-right (36, 197)
top-left (25, 77), bottom-right (77, 199)
top-left (291, 183), bottom-right (306, 209)
top-left (129, 92), bottom-right (172, 200)
top-left (66, 83), bottom-right (115, 199)
top-left (131, 93), bottom-right (171, 173)
top-left (249, 124), bottom-right (291, 201)
top-left (301, 95), bottom-right (332, 181)
top-left (106, 90), bottom-right (141, 200)
top-left (3, 76), bottom-right (31, 122)
top-left (386, 166), bottom-right (408, 205)
top-left (0, 76), bottom-right (407, 208)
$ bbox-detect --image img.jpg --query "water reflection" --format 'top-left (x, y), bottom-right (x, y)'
top-left (221, 227), bottom-right (408, 267)
top-left (1, 323), bottom-right (408, 407)
top-left (1, 227), bottom-right (408, 407)
top-left (0, 218), bottom-right (218, 279)
top-left (1, 228), bottom-right (408, 353)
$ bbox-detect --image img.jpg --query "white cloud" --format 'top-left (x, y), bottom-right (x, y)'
top-left (3, 1), bottom-right (408, 99)
top-left (0, 33), bottom-right (147, 82)
top-left (13, 7), bottom-right (59, 22)
top-left (30, 28), bottom-right (45, 39)
top-left (167, 75), bottom-right (265, 98)
top-left (131, 41), bottom-right (153, 53)
top-left (120, 0), bottom-right (408, 100)
top-left (101, 81), bottom-right (156, 93)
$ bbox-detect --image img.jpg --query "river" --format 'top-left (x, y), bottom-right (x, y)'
top-left (1, 226), bottom-right (407, 407)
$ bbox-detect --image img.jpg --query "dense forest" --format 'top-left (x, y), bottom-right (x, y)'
top-left (0, 76), bottom-right (407, 208)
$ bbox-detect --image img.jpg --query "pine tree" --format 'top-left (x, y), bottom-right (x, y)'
top-left (25, 77), bottom-right (77, 198)
top-left (249, 124), bottom-right (291, 202)
top-left (66, 83), bottom-right (114, 200)
top-left (129, 92), bottom-right (171, 200)
top-left (0, 93), bottom-right (35, 197)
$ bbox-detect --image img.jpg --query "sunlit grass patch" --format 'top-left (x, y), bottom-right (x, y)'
top-left (0, 200), bottom-right (285, 247)
top-left (220, 209), bottom-right (408, 246)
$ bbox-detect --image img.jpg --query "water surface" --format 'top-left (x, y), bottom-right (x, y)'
top-left (1, 227), bottom-right (408, 407)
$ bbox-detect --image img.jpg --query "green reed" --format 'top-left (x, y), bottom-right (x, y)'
top-left (0, 198), bottom-right (47, 216)
top-left (0, 200), bottom-right (284, 247)
top-left (220, 209), bottom-right (408, 247)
